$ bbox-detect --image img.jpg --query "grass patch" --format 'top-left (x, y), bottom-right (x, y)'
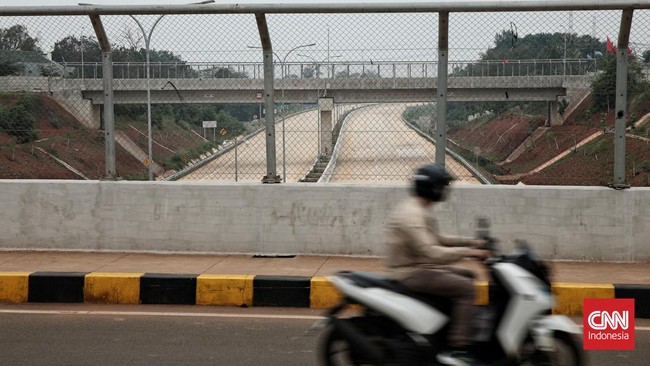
top-left (163, 141), bottom-right (219, 171)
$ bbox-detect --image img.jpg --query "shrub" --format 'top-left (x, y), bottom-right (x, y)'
top-left (639, 160), bottom-right (650, 173)
top-left (0, 103), bottom-right (38, 143)
top-left (558, 98), bottom-right (569, 115)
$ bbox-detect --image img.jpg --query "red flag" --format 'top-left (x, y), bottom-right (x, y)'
top-left (606, 37), bottom-right (617, 55)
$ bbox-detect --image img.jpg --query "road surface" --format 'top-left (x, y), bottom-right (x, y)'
top-left (182, 110), bottom-right (320, 182)
top-left (327, 104), bottom-right (479, 184)
top-left (180, 104), bottom-right (480, 184)
top-left (0, 304), bottom-right (647, 365)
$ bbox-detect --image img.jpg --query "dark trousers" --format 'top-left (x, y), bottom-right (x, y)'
top-left (400, 267), bottom-right (475, 347)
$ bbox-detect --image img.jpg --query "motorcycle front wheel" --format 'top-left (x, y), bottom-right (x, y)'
top-left (523, 332), bottom-right (584, 366)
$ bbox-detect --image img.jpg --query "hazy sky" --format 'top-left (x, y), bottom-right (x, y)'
top-left (1, 1), bottom-right (648, 65)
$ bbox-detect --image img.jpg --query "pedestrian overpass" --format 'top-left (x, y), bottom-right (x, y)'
top-left (2, 59), bottom-right (595, 104)
top-left (10, 74), bottom-right (591, 104)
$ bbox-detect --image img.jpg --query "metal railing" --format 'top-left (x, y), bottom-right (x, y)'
top-left (49, 58), bottom-right (601, 80)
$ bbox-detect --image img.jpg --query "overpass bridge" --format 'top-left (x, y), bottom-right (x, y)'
top-left (9, 74), bottom-right (591, 104)
top-left (1, 59), bottom-right (595, 104)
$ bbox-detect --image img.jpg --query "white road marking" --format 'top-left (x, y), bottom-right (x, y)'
top-left (1, 309), bottom-right (648, 330)
top-left (0, 309), bottom-right (323, 320)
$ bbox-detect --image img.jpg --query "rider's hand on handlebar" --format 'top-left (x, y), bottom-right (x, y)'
top-left (468, 239), bottom-right (488, 248)
top-left (468, 249), bottom-right (491, 260)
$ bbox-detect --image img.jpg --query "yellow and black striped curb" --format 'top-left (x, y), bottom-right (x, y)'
top-left (0, 272), bottom-right (648, 318)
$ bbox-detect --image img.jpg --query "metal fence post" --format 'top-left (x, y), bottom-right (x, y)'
top-left (90, 15), bottom-right (116, 180)
top-left (614, 8), bottom-right (634, 187)
top-left (435, 12), bottom-right (449, 167)
top-left (255, 13), bottom-right (281, 183)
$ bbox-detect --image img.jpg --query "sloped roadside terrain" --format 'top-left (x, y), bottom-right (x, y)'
top-left (1, 94), bottom-right (145, 179)
top-left (518, 135), bottom-right (650, 186)
top-left (512, 93), bottom-right (650, 186)
top-left (450, 112), bottom-right (546, 164)
top-left (448, 94), bottom-right (650, 186)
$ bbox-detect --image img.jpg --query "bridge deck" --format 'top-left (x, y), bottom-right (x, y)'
top-left (1, 75), bottom-right (592, 103)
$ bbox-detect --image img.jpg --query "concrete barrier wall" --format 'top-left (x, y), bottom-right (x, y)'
top-left (1, 180), bottom-right (648, 262)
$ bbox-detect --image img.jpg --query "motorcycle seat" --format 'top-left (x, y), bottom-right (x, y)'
top-left (336, 270), bottom-right (453, 312)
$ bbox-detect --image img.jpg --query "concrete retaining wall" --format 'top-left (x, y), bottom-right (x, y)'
top-left (0, 180), bottom-right (648, 261)
top-left (51, 89), bottom-right (100, 129)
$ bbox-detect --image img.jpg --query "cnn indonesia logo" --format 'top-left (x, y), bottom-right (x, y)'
top-left (583, 298), bottom-right (635, 350)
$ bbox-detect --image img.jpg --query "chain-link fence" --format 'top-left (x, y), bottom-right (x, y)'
top-left (1, 5), bottom-right (649, 186)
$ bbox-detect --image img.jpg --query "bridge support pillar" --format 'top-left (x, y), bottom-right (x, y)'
top-left (548, 100), bottom-right (564, 126)
top-left (319, 98), bottom-right (334, 158)
top-left (51, 90), bottom-right (101, 129)
top-left (92, 104), bottom-right (101, 128)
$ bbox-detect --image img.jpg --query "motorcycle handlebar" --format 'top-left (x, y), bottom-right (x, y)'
top-left (477, 236), bottom-right (498, 252)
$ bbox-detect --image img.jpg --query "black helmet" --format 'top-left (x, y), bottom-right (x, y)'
top-left (412, 164), bottom-right (454, 202)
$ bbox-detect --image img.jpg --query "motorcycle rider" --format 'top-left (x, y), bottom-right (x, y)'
top-left (384, 163), bottom-right (490, 364)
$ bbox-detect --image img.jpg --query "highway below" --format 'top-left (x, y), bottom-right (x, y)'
top-left (181, 110), bottom-right (320, 182)
top-left (180, 103), bottom-right (480, 184)
top-left (328, 104), bottom-right (479, 184)
top-left (0, 304), bottom-right (647, 365)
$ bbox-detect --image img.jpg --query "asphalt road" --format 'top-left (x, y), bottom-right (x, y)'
top-left (180, 103), bottom-right (480, 184)
top-left (0, 304), bottom-right (648, 365)
top-left (327, 103), bottom-right (479, 184)
top-left (182, 109), bottom-right (320, 182)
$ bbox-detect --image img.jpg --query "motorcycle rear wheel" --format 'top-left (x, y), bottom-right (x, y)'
top-left (523, 332), bottom-right (583, 366)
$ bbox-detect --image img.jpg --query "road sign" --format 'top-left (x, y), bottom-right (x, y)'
top-left (143, 157), bottom-right (150, 167)
top-left (202, 120), bottom-right (217, 128)
top-left (220, 128), bottom-right (227, 136)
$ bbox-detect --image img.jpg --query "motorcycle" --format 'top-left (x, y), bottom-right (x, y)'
top-left (315, 228), bottom-right (584, 366)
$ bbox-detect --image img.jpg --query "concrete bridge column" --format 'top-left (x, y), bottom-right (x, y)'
top-left (548, 100), bottom-right (564, 126)
top-left (92, 104), bottom-right (101, 128)
top-left (319, 98), bottom-right (334, 157)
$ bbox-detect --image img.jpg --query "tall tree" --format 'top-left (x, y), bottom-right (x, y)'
top-left (0, 25), bottom-right (41, 52)
top-left (0, 56), bottom-right (23, 76)
top-left (52, 35), bottom-right (102, 63)
top-left (480, 31), bottom-right (604, 61)
top-left (590, 53), bottom-right (645, 112)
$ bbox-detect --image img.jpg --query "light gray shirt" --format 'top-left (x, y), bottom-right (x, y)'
top-left (384, 196), bottom-right (472, 279)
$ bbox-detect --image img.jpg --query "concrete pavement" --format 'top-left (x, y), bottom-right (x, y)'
top-left (0, 251), bottom-right (648, 318)
top-left (328, 103), bottom-right (480, 184)
top-left (1, 251), bottom-right (649, 282)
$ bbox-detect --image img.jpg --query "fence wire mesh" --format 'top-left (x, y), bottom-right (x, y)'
top-left (0, 9), bottom-right (649, 185)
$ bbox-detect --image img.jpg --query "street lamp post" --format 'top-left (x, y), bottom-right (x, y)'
top-left (247, 42), bottom-right (315, 182)
top-left (298, 54), bottom-right (340, 160)
top-left (298, 54), bottom-right (341, 78)
top-left (248, 43), bottom-right (315, 78)
top-left (281, 43), bottom-right (316, 79)
top-left (327, 25), bottom-right (330, 64)
top-left (129, 15), bottom-right (165, 181)
top-left (127, 0), bottom-right (215, 181)
top-left (80, 27), bottom-right (84, 81)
